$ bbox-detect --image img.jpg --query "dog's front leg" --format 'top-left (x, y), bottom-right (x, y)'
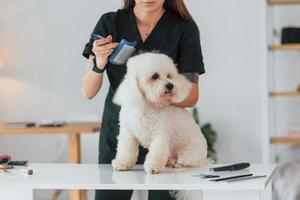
top-left (112, 128), bottom-right (139, 171)
top-left (144, 135), bottom-right (170, 174)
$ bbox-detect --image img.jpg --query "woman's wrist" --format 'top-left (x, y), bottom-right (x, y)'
top-left (92, 58), bottom-right (106, 73)
top-left (94, 57), bottom-right (106, 70)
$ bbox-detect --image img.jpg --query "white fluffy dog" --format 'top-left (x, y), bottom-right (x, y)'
top-left (112, 52), bottom-right (208, 174)
top-left (273, 160), bottom-right (300, 200)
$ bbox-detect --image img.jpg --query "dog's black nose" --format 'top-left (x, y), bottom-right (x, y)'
top-left (166, 83), bottom-right (174, 91)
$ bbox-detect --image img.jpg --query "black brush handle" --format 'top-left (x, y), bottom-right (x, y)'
top-left (210, 162), bottom-right (250, 171)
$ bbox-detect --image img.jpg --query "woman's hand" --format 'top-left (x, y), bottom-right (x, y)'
top-left (172, 83), bottom-right (199, 107)
top-left (92, 35), bottom-right (118, 69)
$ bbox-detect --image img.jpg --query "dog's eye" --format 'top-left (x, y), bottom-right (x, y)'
top-left (167, 74), bottom-right (172, 79)
top-left (152, 73), bottom-right (159, 80)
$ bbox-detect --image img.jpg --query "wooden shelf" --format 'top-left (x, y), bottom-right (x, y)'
top-left (270, 136), bottom-right (300, 144)
top-left (268, 44), bottom-right (300, 51)
top-left (0, 122), bottom-right (101, 135)
top-left (269, 91), bottom-right (300, 97)
top-left (268, 0), bottom-right (300, 4)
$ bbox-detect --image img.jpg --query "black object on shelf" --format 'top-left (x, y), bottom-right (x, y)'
top-left (281, 27), bottom-right (300, 44)
top-left (5, 122), bottom-right (35, 129)
top-left (36, 120), bottom-right (65, 127)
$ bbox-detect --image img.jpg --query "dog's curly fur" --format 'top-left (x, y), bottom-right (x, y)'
top-left (112, 52), bottom-right (208, 175)
top-left (273, 160), bottom-right (300, 200)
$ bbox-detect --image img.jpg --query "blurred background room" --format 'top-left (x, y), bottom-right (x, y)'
top-left (0, 0), bottom-right (300, 199)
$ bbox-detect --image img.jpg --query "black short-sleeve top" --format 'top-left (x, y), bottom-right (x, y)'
top-left (82, 8), bottom-right (205, 92)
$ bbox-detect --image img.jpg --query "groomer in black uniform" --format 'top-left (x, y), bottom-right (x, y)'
top-left (81, 0), bottom-right (205, 199)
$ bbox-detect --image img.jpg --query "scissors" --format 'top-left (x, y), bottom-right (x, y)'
top-left (0, 164), bottom-right (13, 175)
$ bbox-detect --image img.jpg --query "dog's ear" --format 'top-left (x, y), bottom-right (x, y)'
top-left (113, 56), bottom-right (144, 106)
top-left (172, 73), bottom-right (193, 103)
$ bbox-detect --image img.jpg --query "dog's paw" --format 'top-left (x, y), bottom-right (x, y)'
top-left (167, 159), bottom-right (187, 168)
top-left (166, 158), bottom-right (179, 168)
top-left (144, 159), bottom-right (165, 174)
top-left (112, 159), bottom-right (132, 171)
top-left (176, 157), bottom-right (196, 168)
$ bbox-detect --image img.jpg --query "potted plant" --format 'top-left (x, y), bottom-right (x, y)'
top-left (192, 108), bottom-right (217, 162)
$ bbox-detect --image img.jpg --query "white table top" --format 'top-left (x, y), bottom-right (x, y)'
top-left (0, 164), bottom-right (276, 190)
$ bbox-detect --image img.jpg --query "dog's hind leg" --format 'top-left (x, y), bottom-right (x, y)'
top-left (177, 138), bottom-right (208, 167)
top-left (112, 128), bottom-right (139, 171)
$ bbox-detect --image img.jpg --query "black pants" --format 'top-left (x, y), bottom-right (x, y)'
top-left (96, 88), bottom-right (175, 200)
top-left (95, 190), bottom-right (174, 200)
top-left (95, 133), bottom-right (174, 200)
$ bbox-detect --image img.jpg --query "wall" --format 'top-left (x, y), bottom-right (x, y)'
top-left (0, 0), bottom-right (273, 199)
top-left (188, 0), bottom-right (267, 163)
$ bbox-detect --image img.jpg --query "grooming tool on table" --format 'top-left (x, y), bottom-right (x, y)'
top-left (7, 160), bottom-right (28, 166)
top-left (90, 32), bottom-right (137, 65)
top-left (0, 164), bottom-right (12, 175)
top-left (226, 175), bottom-right (267, 182)
top-left (210, 173), bottom-right (253, 182)
top-left (209, 162), bottom-right (250, 172)
top-left (0, 164), bottom-right (13, 169)
top-left (0, 155), bottom-right (11, 164)
top-left (0, 164), bottom-right (7, 170)
top-left (201, 175), bottom-right (220, 179)
top-left (18, 168), bottom-right (33, 175)
top-left (192, 173), bottom-right (220, 178)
